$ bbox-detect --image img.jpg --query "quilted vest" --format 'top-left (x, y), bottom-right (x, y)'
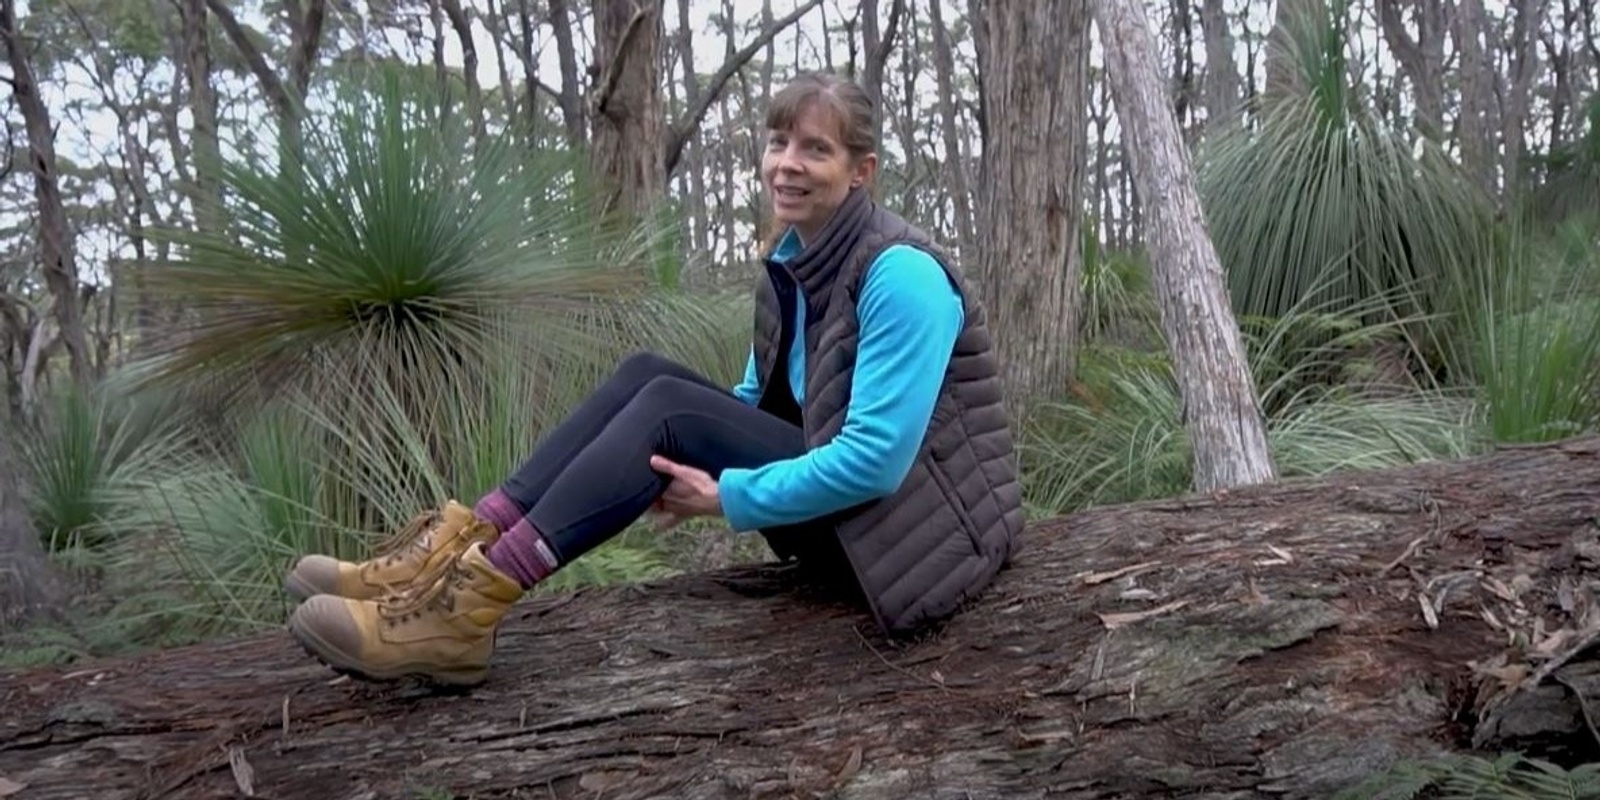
top-left (750, 187), bottom-right (1024, 634)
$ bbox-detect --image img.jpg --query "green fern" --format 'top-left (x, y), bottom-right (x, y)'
top-left (1338, 753), bottom-right (1600, 800)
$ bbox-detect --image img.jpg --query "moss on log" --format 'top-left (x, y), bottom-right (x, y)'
top-left (6, 437), bottom-right (1600, 799)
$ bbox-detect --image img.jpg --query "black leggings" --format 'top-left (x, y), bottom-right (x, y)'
top-left (500, 352), bottom-right (805, 563)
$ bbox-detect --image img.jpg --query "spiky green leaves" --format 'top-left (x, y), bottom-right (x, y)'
top-left (142, 69), bottom-right (647, 416)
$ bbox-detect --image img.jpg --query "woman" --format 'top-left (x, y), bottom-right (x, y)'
top-left (285, 71), bottom-right (1023, 687)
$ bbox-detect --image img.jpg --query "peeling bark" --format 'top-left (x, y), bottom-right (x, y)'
top-left (7, 440), bottom-right (1600, 798)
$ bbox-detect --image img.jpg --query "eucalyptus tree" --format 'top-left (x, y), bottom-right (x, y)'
top-left (0, 0), bottom-right (93, 390)
top-left (974, 0), bottom-right (1091, 399)
top-left (1092, 0), bottom-right (1277, 491)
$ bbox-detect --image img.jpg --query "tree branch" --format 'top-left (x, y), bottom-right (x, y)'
top-left (590, 5), bottom-right (647, 120)
top-left (870, 0), bottom-right (905, 72)
top-left (664, 0), bottom-right (823, 176)
top-left (534, 79), bottom-right (564, 102)
top-left (204, 0), bottom-right (292, 115)
top-left (291, 0), bottom-right (328, 98)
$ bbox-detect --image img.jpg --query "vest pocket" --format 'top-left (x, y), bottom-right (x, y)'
top-left (924, 459), bottom-right (985, 557)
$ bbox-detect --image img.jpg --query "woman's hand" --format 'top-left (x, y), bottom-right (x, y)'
top-left (649, 455), bottom-right (723, 529)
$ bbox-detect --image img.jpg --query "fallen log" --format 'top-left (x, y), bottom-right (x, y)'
top-left (6, 437), bottom-right (1600, 800)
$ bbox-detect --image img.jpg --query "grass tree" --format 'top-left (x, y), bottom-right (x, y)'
top-left (0, 68), bottom-right (753, 655)
top-left (1195, 0), bottom-right (1493, 350)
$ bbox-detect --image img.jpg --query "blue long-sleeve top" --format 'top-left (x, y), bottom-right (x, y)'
top-left (718, 229), bottom-right (965, 532)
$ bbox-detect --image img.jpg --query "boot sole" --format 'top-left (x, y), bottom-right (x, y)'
top-left (282, 572), bottom-right (321, 604)
top-left (286, 617), bottom-right (489, 688)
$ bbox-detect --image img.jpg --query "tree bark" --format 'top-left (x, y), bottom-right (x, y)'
top-left (975, 0), bottom-right (1090, 398)
top-left (1501, 0), bottom-right (1546, 195)
top-left (1199, 0), bottom-right (1240, 129)
top-left (0, 0), bottom-right (93, 388)
top-left (1454, 0), bottom-right (1498, 200)
top-left (8, 439), bottom-right (1600, 798)
top-left (545, 0), bottom-right (586, 147)
top-left (589, 0), bottom-right (666, 218)
top-left (174, 0), bottom-right (226, 255)
top-left (1092, 0), bottom-right (1276, 491)
top-left (1377, 0), bottom-right (1447, 140)
top-left (928, 0), bottom-right (976, 253)
top-left (858, 0), bottom-right (905, 155)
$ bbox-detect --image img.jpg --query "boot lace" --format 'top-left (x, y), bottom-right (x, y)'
top-left (370, 509), bottom-right (443, 567)
top-left (376, 551), bottom-right (469, 624)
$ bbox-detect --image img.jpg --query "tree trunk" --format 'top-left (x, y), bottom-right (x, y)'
top-left (975, 0), bottom-right (1090, 398)
top-left (590, 0), bottom-right (666, 219)
top-left (1199, 0), bottom-right (1241, 129)
top-left (858, 0), bottom-right (905, 156)
top-left (1377, 0), bottom-right (1448, 140)
top-left (8, 439), bottom-right (1600, 798)
top-left (0, 1), bottom-right (93, 388)
top-left (544, 0), bottom-right (586, 147)
top-left (176, 0), bottom-right (224, 239)
top-left (1092, 0), bottom-right (1276, 492)
top-left (0, 418), bottom-right (64, 631)
top-left (1501, 0), bottom-right (1546, 195)
top-left (928, 0), bottom-right (976, 253)
top-left (1454, 0), bottom-right (1498, 200)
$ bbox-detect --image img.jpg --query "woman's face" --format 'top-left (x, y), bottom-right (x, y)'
top-left (761, 103), bottom-right (876, 242)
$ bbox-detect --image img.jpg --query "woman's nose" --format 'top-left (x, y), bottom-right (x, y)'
top-left (776, 144), bottom-right (804, 171)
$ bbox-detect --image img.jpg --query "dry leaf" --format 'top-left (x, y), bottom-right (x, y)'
top-left (835, 745), bottom-right (864, 784)
top-left (1480, 607), bottom-right (1505, 631)
top-left (1482, 576), bottom-right (1516, 603)
top-left (1419, 594), bottom-right (1439, 630)
top-left (1097, 600), bottom-right (1188, 629)
top-left (930, 669), bottom-right (945, 686)
top-left (1480, 662), bottom-right (1530, 689)
top-left (229, 747), bottom-right (255, 797)
top-left (1532, 627), bottom-right (1576, 658)
top-left (0, 777), bottom-right (25, 797)
top-left (1083, 562), bottom-right (1160, 585)
top-left (1267, 545), bottom-right (1294, 563)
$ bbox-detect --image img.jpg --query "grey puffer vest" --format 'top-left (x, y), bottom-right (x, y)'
top-left (750, 187), bottom-right (1024, 634)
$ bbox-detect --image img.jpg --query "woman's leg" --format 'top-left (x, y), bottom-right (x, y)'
top-left (474, 351), bottom-right (731, 531)
top-left (485, 374), bottom-right (804, 588)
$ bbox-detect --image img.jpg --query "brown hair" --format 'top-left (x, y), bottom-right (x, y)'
top-left (764, 71), bottom-right (878, 161)
top-left (757, 71), bottom-right (878, 253)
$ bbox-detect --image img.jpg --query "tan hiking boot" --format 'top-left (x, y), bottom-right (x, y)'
top-left (283, 500), bottom-right (499, 603)
top-left (286, 541), bottom-right (523, 686)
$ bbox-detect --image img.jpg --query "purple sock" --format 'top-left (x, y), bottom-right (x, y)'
top-left (474, 488), bottom-right (523, 533)
top-left (486, 519), bottom-right (560, 589)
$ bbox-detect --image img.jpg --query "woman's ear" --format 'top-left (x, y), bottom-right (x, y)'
top-left (852, 152), bottom-right (879, 188)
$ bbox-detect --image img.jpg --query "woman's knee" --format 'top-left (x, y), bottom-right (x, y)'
top-left (629, 374), bottom-right (708, 413)
top-left (611, 348), bottom-right (675, 376)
